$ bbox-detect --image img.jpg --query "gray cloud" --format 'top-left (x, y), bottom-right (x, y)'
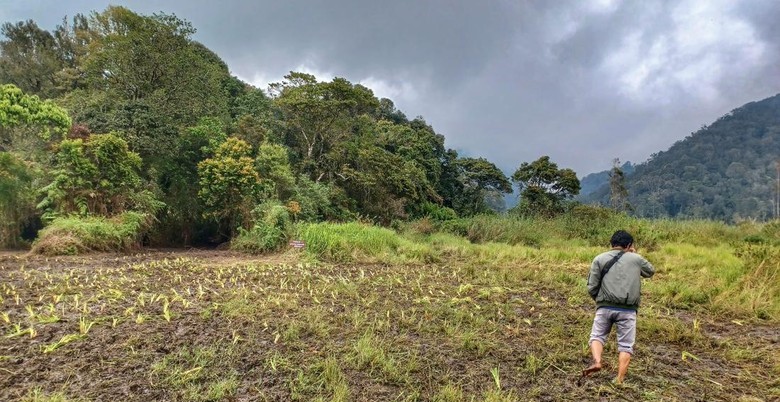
top-left (2, 0), bottom-right (779, 176)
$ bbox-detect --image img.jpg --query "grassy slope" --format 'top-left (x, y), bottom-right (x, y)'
top-left (0, 219), bottom-right (778, 401)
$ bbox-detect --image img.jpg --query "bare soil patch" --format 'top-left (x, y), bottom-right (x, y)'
top-left (0, 250), bottom-right (777, 401)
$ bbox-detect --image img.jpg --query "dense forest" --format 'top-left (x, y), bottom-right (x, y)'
top-left (6, 6), bottom-right (774, 254)
top-left (584, 94), bottom-right (780, 222)
top-left (1, 7), bottom-right (588, 250)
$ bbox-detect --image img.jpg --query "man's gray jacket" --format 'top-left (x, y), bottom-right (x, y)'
top-left (587, 250), bottom-right (655, 310)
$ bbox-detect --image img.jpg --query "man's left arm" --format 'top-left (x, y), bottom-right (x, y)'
top-left (587, 258), bottom-right (602, 299)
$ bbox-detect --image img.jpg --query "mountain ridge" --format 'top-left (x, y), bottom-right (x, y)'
top-left (583, 93), bottom-right (780, 221)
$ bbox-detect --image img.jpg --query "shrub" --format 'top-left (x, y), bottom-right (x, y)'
top-left (408, 217), bottom-right (436, 236)
top-left (231, 202), bottom-right (292, 254)
top-left (290, 177), bottom-right (355, 222)
top-left (198, 138), bottom-right (261, 236)
top-left (31, 212), bottom-right (150, 255)
top-left (38, 133), bottom-right (151, 218)
top-left (437, 218), bottom-right (470, 237)
top-left (418, 202), bottom-right (457, 221)
top-left (435, 215), bottom-right (549, 247)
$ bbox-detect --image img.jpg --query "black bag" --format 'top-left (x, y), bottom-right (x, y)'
top-left (592, 251), bottom-right (625, 299)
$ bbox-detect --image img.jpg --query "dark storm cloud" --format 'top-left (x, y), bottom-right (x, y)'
top-left (2, 0), bottom-right (779, 176)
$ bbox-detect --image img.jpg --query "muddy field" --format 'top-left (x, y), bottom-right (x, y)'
top-left (0, 250), bottom-right (778, 401)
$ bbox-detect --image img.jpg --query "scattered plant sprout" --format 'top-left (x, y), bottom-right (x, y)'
top-left (5, 323), bottom-right (26, 338)
top-left (682, 351), bottom-right (701, 362)
top-left (162, 299), bottom-right (172, 322)
top-left (43, 333), bottom-right (84, 353)
top-left (490, 367), bottom-right (501, 390)
top-left (1, 220), bottom-right (778, 400)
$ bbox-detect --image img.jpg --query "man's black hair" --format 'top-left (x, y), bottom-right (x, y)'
top-left (610, 230), bottom-right (634, 248)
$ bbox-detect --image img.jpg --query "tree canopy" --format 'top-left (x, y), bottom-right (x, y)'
top-left (1, 83), bottom-right (71, 143)
top-left (512, 155), bottom-right (580, 216)
top-left (0, 6), bottom-right (533, 247)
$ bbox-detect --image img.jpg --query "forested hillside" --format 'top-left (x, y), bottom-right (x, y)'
top-left (0, 6), bottom-right (520, 248)
top-left (585, 94), bottom-right (780, 222)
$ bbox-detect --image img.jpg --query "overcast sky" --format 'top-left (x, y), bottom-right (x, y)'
top-left (2, 0), bottom-right (779, 176)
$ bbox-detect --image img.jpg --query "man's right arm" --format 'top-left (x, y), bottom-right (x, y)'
top-left (639, 257), bottom-right (655, 278)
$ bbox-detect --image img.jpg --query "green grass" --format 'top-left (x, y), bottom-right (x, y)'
top-left (231, 202), bottom-right (293, 253)
top-left (150, 345), bottom-right (239, 401)
top-left (297, 221), bottom-right (402, 262)
top-left (21, 389), bottom-right (78, 402)
top-left (295, 215), bottom-right (778, 320)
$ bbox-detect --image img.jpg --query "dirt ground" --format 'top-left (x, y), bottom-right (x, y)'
top-left (0, 250), bottom-right (778, 401)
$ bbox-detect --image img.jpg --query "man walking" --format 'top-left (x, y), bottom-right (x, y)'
top-left (583, 230), bottom-right (655, 384)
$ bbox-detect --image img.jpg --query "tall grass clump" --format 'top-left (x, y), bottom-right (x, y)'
top-left (555, 205), bottom-right (635, 246)
top-left (650, 243), bottom-right (743, 308)
top-left (297, 222), bottom-right (400, 262)
top-left (31, 212), bottom-right (149, 255)
top-left (553, 206), bottom-right (757, 249)
top-left (712, 243), bottom-right (780, 320)
top-left (405, 217), bottom-right (437, 236)
top-left (232, 202), bottom-right (292, 253)
top-left (745, 220), bottom-right (780, 246)
top-left (645, 219), bottom-right (758, 246)
top-left (448, 214), bottom-right (553, 247)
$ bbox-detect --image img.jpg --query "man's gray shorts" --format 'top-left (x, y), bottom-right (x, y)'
top-left (589, 308), bottom-right (637, 354)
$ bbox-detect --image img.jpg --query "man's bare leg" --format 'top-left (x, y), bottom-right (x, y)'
top-left (615, 351), bottom-right (631, 383)
top-left (583, 340), bottom-right (603, 376)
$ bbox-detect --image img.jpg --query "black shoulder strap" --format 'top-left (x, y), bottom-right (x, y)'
top-left (601, 251), bottom-right (625, 278)
top-left (594, 251), bottom-right (625, 296)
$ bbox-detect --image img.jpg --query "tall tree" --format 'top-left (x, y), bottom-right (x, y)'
top-left (512, 155), bottom-right (580, 216)
top-left (198, 138), bottom-right (262, 238)
top-left (609, 158), bottom-right (631, 212)
top-left (0, 152), bottom-right (38, 247)
top-left (37, 133), bottom-right (155, 217)
top-left (154, 118), bottom-right (226, 245)
top-left (0, 20), bottom-right (62, 98)
top-left (376, 119), bottom-right (444, 202)
top-left (0, 84), bottom-right (72, 247)
top-left (330, 118), bottom-right (431, 222)
top-left (269, 73), bottom-right (378, 182)
top-left (255, 143), bottom-right (296, 201)
top-left (453, 157), bottom-right (512, 216)
top-left (58, 6), bottom-right (231, 160)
